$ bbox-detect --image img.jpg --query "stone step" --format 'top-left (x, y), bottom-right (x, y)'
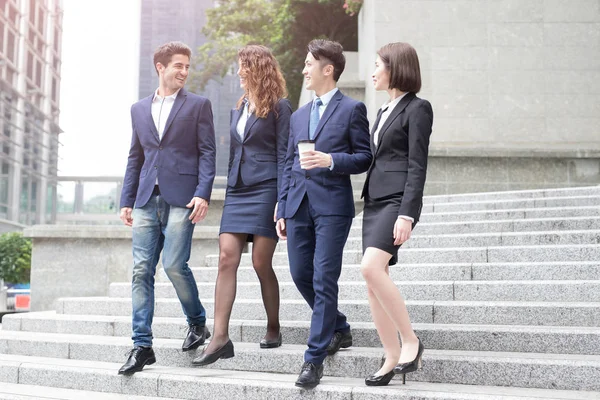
top-left (422, 185), bottom-right (600, 205)
top-left (158, 261), bottom-right (600, 284)
top-left (429, 195), bottom-right (600, 213)
top-left (5, 312), bottom-right (600, 356)
top-left (409, 216), bottom-right (600, 235)
top-left (246, 217), bottom-right (600, 244)
top-left (1, 333), bottom-right (599, 391)
top-left (0, 382), bottom-right (179, 400)
top-left (55, 297), bottom-right (600, 326)
top-left (109, 280), bottom-right (600, 302)
top-left (204, 244), bottom-right (600, 267)
top-left (404, 206), bottom-right (600, 223)
top-left (1, 354), bottom-right (597, 400)
top-left (263, 230), bottom-right (600, 251)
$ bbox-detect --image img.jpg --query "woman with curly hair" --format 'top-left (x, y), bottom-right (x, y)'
top-left (193, 45), bottom-right (292, 366)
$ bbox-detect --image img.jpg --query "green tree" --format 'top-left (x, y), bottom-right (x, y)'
top-left (0, 232), bottom-right (32, 284)
top-left (190, 0), bottom-right (360, 108)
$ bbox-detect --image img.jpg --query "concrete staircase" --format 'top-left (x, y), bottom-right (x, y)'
top-left (2, 186), bottom-right (600, 399)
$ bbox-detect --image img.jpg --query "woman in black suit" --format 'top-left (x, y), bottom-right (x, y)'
top-left (193, 45), bottom-right (291, 366)
top-left (360, 42), bottom-right (433, 386)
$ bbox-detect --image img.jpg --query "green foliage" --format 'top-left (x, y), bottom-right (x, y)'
top-left (0, 232), bottom-right (32, 284)
top-left (190, 0), bottom-right (359, 108)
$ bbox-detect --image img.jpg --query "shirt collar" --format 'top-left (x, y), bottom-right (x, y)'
top-left (316, 87), bottom-right (338, 106)
top-left (381, 92), bottom-right (408, 112)
top-left (153, 88), bottom-right (180, 102)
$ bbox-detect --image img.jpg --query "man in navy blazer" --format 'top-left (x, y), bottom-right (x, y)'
top-left (276, 39), bottom-right (372, 388)
top-left (118, 42), bottom-right (216, 375)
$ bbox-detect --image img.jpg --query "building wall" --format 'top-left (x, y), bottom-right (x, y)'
top-left (138, 0), bottom-right (243, 177)
top-left (357, 0), bottom-right (600, 193)
top-left (0, 0), bottom-right (63, 225)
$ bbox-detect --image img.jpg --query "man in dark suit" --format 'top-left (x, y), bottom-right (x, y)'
top-left (276, 39), bottom-right (372, 388)
top-left (118, 41), bottom-right (216, 375)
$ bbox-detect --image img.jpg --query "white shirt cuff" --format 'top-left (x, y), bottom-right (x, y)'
top-left (398, 215), bottom-right (414, 223)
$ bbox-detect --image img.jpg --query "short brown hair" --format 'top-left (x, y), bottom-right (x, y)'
top-left (307, 39), bottom-right (345, 82)
top-left (377, 42), bottom-right (421, 93)
top-left (153, 41), bottom-right (192, 75)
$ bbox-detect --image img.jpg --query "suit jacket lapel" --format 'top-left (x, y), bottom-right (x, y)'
top-left (375, 92), bottom-right (415, 156)
top-left (160, 88), bottom-right (187, 142)
top-left (299, 104), bottom-right (312, 141)
top-left (144, 95), bottom-right (160, 142)
top-left (230, 107), bottom-right (244, 143)
top-left (312, 90), bottom-right (343, 141)
top-left (243, 113), bottom-right (259, 142)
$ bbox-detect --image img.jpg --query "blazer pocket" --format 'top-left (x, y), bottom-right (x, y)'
top-left (254, 153), bottom-right (277, 162)
top-left (178, 166), bottom-right (197, 175)
top-left (383, 160), bottom-right (409, 172)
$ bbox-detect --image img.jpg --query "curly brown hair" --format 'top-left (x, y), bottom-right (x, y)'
top-left (236, 45), bottom-right (288, 118)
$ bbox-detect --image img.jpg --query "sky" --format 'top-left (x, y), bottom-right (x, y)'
top-left (58, 0), bottom-right (141, 177)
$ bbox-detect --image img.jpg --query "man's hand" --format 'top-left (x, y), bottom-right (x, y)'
top-left (300, 150), bottom-right (332, 170)
top-left (120, 207), bottom-right (133, 227)
top-left (276, 218), bottom-right (287, 240)
top-left (186, 197), bottom-right (209, 224)
top-left (393, 217), bottom-right (412, 245)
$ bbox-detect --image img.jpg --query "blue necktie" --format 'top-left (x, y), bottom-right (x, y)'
top-left (309, 97), bottom-right (323, 140)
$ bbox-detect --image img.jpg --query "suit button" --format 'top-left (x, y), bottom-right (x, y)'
top-left (306, 176), bottom-right (310, 180)
top-left (159, 146), bottom-right (163, 150)
top-left (154, 166), bottom-right (158, 169)
top-left (241, 160), bottom-right (245, 164)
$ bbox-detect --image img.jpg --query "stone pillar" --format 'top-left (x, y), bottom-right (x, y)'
top-left (356, 0), bottom-right (600, 193)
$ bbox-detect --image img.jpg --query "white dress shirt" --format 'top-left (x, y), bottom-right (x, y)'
top-left (236, 101), bottom-right (252, 139)
top-left (152, 88), bottom-right (179, 184)
top-left (373, 92), bottom-right (407, 147)
top-left (313, 87), bottom-right (338, 118)
top-left (152, 88), bottom-right (180, 139)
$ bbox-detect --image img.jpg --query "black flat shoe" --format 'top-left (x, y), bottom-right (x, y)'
top-left (393, 338), bottom-right (424, 384)
top-left (118, 346), bottom-right (156, 375)
top-left (192, 339), bottom-right (234, 366)
top-left (182, 325), bottom-right (211, 352)
top-left (326, 330), bottom-right (353, 355)
top-left (295, 362), bottom-right (323, 389)
top-left (365, 370), bottom-right (395, 386)
top-left (260, 332), bottom-right (282, 349)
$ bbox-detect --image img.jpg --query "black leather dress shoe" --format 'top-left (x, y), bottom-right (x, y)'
top-left (182, 325), bottom-right (211, 352)
top-left (365, 370), bottom-right (395, 386)
top-left (326, 330), bottom-right (352, 355)
top-left (192, 339), bottom-right (234, 366)
top-left (118, 346), bottom-right (156, 375)
top-left (260, 332), bottom-right (282, 349)
top-left (295, 362), bottom-right (323, 388)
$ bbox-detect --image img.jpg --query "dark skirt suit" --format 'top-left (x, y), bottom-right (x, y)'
top-left (361, 93), bottom-right (433, 265)
top-left (220, 99), bottom-right (292, 241)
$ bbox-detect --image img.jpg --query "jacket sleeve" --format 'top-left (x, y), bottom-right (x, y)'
top-left (277, 112), bottom-right (296, 220)
top-left (329, 102), bottom-right (373, 175)
top-left (120, 106), bottom-right (144, 208)
top-left (194, 98), bottom-right (216, 202)
top-left (398, 100), bottom-right (433, 220)
top-left (275, 99), bottom-right (292, 195)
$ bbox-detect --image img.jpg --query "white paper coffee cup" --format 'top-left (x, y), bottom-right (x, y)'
top-left (298, 140), bottom-right (315, 169)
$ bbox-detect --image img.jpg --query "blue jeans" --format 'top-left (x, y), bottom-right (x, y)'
top-left (131, 194), bottom-right (206, 347)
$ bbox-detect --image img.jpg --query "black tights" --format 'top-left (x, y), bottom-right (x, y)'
top-left (204, 233), bottom-right (280, 352)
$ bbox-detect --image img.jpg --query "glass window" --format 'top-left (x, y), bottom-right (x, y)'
top-left (6, 30), bottom-right (15, 62)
